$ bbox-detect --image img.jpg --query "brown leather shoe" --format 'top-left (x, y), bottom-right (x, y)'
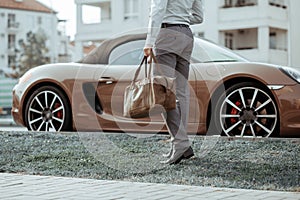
top-left (161, 146), bottom-right (194, 165)
top-left (182, 146), bottom-right (194, 160)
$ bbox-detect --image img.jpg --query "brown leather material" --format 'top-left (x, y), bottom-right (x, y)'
top-left (123, 54), bottom-right (176, 118)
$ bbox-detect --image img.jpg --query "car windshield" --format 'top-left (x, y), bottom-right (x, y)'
top-left (192, 38), bottom-right (248, 63)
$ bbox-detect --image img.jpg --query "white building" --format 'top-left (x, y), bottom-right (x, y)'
top-left (193, 0), bottom-right (300, 67)
top-left (0, 0), bottom-right (71, 110)
top-left (0, 0), bottom-right (60, 73)
top-left (74, 0), bottom-right (149, 60)
top-left (74, 0), bottom-right (300, 67)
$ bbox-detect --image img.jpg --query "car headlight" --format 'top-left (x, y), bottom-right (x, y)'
top-left (281, 66), bottom-right (300, 84)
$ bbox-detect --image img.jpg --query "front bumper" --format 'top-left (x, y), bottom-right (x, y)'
top-left (11, 84), bottom-right (26, 127)
top-left (273, 84), bottom-right (300, 136)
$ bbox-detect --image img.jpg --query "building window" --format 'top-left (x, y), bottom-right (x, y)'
top-left (269, 28), bottom-right (287, 51)
top-left (225, 32), bottom-right (234, 49)
top-left (236, 0), bottom-right (256, 7)
top-left (8, 13), bottom-right (17, 28)
top-left (124, 0), bottom-right (139, 20)
top-left (38, 16), bottom-right (42, 25)
top-left (8, 55), bottom-right (16, 68)
top-left (236, 0), bottom-right (245, 6)
top-left (269, 32), bottom-right (277, 50)
top-left (8, 34), bottom-right (16, 49)
top-left (269, 0), bottom-right (287, 9)
top-left (224, 0), bottom-right (233, 7)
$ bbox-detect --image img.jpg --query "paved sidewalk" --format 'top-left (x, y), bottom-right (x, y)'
top-left (0, 173), bottom-right (299, 200)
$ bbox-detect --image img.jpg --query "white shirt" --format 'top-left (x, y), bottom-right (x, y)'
top-left (145, 0), bottom-right (204, 47)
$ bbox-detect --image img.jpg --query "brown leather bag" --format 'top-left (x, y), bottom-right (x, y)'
top-left (123, 54), bottom-right (176, 118)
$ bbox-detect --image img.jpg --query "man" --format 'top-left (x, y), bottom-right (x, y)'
top-left (144, 0), bottom-right (204, 165)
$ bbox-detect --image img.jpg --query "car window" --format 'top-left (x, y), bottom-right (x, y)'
top-left (109, 40), bottom-right (145, 65)
top-left (192, 38), bottom-right (248, 63)
top-left (108, 38), bottom-right (247, 65)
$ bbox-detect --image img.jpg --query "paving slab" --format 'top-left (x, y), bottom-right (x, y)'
top-left (0, 173), bottom-right (299, 200)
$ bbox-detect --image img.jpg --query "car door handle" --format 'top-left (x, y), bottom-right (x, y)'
top-left (98, 77), bottom-right (115, 84)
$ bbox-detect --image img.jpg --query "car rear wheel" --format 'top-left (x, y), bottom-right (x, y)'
top-left (210, 82), bottom-right (278, 137)
top-left (25, 86), bottom-right (71, 132)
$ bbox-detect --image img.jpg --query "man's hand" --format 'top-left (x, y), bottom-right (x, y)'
top-left (143, 47), bottom-right (152, 57)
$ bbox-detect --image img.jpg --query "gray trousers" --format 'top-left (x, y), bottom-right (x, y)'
top-left (154, 25), bottom-right (194, 150)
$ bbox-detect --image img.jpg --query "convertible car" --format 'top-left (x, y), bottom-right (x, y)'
top-left (12, 33), bottom-right (300, 137)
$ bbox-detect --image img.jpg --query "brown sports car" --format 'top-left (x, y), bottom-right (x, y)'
top-left (12, 33), bottom-right (300, 137)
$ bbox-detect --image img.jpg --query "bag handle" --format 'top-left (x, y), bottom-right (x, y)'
top-left (149, 50), bottom-right (165, 78)
top-left (149, 51), bottom-right (175, 91)
top-left (132, 56), bottom-right (147, 83)
top-left (131, 50), bottom-right (162, 83)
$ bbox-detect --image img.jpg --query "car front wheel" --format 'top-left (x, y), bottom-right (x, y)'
top-left (211, 82), bottom-right (278, 137)
top-left (25, 86), bottom-right (72, 132)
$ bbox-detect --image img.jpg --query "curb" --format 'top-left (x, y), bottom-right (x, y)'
top-left (0, 117), bottom-right (16, 126)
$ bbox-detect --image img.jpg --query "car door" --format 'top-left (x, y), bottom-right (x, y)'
top-left (96, 40), bottom-right (152, 119)
top-left (96, 39), bottom-right (199, 132)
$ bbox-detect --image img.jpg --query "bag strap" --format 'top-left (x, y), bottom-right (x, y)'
top-left (150, 50), bottom-right (158, 63)
top-left (132, 50), bottom-right (163, 83)
top-left (132, 56), bottom-right (147, 82)
top-left (149, 50), bottom-right (164, 78)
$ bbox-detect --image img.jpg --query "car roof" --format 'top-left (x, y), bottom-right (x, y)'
top-left (78, 33), bottom-right (147, 65)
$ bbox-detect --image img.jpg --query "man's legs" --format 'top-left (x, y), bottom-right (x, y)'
top-left (155, 52), bottom-right (191, 163)
top-left (154, 26), bottom-right (194, 164)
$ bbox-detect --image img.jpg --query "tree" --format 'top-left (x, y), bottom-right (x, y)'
top-left (15, 29), bottom-right (49, 77)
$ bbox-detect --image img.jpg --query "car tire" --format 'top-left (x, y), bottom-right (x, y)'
top-left (25, 86), bottom-right (72, 132)
top-left (208, 82), bottom-right (278, 137)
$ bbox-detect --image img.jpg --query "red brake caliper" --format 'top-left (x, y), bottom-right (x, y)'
top-left (54, 103), bottom-right (63, 119)
top-left (230, 101), bottom-right (241, 124)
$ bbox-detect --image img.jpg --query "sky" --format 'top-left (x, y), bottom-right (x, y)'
top-left (37, 0), bottom-right (77, 40)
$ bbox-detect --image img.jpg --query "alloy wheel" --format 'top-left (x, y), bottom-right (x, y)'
top-left (219, 87), bottom-right (277, 137)
top-left (27, 90), bottom-right (66, 131)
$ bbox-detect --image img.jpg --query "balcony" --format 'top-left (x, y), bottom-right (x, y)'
top-left (222, 0), bottom-right (258, 8)
top-left (235, 48), bottom-right (288, 65)
top-left (219, 0), bottom-right (288, 26)
top-left (76, 0), bottom-right (143, 41)
top-left (7, 22), bottom-right (20, 32)
top-left (222, 0), bottom-right (288, 9)
top-left (77, 21), bottom-right (113, 41)
top-left (219, 3), bottom-right (259, 24)
top-left (221, 28), bottom-right (258, 47)
top-left (7, 47), bottom-right (17, 56)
